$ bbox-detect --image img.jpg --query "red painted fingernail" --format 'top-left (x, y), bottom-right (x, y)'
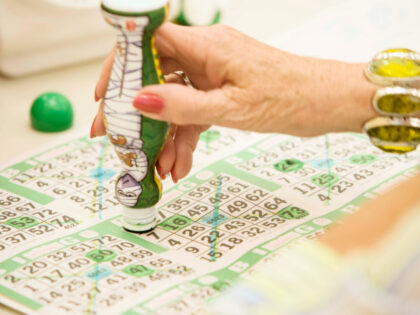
top-left (90, 116), bottom-right (97, 139)
top-left (95, 89), bottom-right (100, 102)
top-left (133, 94), bottom-right (164, 113)
top-left (171, 170), bottom-right (178, 184)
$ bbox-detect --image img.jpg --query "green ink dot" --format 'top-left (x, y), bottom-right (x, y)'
top-left (350, 155), bottom-right (378, 165)
top-left (311, 173), bottom-right (339, 187)
top-left (211, 280), bottom-right (231, 292)
top-left (160, 215), bottom-right (192, 232)
top-left (200, 130), bottom-right (221, 144)
top-left (278, 206), bottom-right (309, 220)
top-left (6, 216), bottom-right (39, 229)
top-left (274, 159), bottom-right (304, 173)
top-left (86, 249), bottom-right (117, 263)
top-left (123, 265), bottom-right (154, 277)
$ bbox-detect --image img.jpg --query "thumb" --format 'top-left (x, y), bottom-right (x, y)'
top-left (132, 83), bottom-right (234, 126)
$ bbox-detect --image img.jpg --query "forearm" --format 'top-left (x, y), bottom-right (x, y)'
top-left (273, 52), bottom-right (377, 136)
top-left (312, 60), bottom-right (377, 134)
top-left (104, 23), bottom-right (380, 138)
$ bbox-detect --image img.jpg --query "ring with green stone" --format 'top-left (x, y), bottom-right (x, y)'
top-left (373, 86), bottom-right (420, 117)
top-left (363, 48), bottom-right (420, 154)
top-left (363, 117), bottom-right (420, 154)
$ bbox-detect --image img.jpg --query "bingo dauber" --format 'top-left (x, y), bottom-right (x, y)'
top-left (101, 0), bottom-right (170, 232)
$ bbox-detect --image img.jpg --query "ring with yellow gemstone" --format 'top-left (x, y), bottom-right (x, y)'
top-left (363, 48), bottom-right (420, 154)
top-left (373, 87), bottom-right (420, 117)
top-left (365, 48), bottom-right (420, 87)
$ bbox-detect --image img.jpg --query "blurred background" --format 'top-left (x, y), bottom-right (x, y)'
top-left (0, 0), bottom-right (418, 162)
top-left (0, 0), bottom-right (342, 77)
top-left (0, 0), bottom-right (345, 166)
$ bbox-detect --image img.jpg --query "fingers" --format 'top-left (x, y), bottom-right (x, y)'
top-left (91, 72), bottom-right (185, 139)
top-left (160, 57), bottom-right (182, 75)
top-left (157, 124), bottom-right (177, 179)
top-left (171, 125), bottom-right (202, 183)
top-left (90, 100), bottom-right (106, 138)
top-left (157, 124), bottom-right (204, 183)
top-left (164, 72), bottom-right (185, 85)
top-left (95, 48), bottom-right (115, 101)
top-left (133, 83), bottom-right (234, 127)
top-left (157, 136), bottom-right (176, 179)
top-left (155, 23), bottom-right (209, 67)
top-left (155, 22), bottom-right (228, 87)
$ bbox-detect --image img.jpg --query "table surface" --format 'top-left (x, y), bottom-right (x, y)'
top-left (0, 0), bottom-right (343, 313)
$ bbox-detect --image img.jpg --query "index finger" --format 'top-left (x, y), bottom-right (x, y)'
top-left (155, 23), bottom-right (211, 72)
top-left (95, 47), bottom-right (115, 101)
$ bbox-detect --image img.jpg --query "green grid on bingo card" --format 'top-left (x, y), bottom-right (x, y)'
top-left (0, 130), bottom-right (419, 315)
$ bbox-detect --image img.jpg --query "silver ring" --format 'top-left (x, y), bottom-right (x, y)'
top-left (174, 71), bottom-right (195, 88)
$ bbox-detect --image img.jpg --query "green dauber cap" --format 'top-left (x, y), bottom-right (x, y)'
top-left (365, 48), bottom-right (420, 87)
top-left (31, 92), bottom-right (74, 132)
top-left (101, 0), bottom-right (168, 14)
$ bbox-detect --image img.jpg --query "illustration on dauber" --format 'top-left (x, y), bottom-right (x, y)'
top-left (102, 0), bottom-right (170, 231)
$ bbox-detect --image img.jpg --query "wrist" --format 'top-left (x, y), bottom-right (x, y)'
top-left (282, 55), bottom-right (377, 136)
top-left (311, 60), bottom-right (377, 135)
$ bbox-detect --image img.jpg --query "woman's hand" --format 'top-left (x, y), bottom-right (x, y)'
top-left (91, 22), bottom-right (377, 181)
top-left (91, 48), bottom-right (208, 184)
top-left (135, 23), bottom-right (376, 135)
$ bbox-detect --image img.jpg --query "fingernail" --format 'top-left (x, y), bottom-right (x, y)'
top-left (133, 94), bottom-right (164, 113)
top-left (90, 116), bottom-right (97, 139)
top-left (95, 86), bottom-right (101, 102)
top-left (157, 165), bottom-right (165, 179)
top-left (171, 170), bottom-right (178, 184)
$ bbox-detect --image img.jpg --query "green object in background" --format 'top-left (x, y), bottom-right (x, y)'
top-left (172, 0), bottom-right (221, 26)
top-left (175, 9), bottom-right (221, 26)
top-left (30, 92), bottom-right (73, 132)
